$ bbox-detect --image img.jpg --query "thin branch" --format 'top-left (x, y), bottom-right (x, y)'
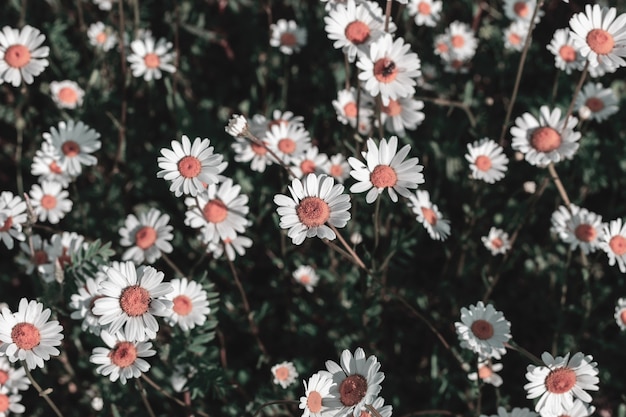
top-left (415, 96), bottom-right (477, 128)
top-left (136, 378), bottom-right (157, 417)
top-left (21, 362), bottom-right (64, 417)
top-left (329, 224), bottom-right (367, 271)
top-left (141, 374), bottom-right (211, 417)
top-left (383, 0), bottom-right (393, 32)
top-left (113, 0), bottom-right (128, 173)
top-left (505, 341), bottom-right (543, 365)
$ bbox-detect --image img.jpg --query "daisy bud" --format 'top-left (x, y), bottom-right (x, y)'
top-left (578, 105), bottom-right (592, 120)
top-left (523, 181), bottom-right (536, 194)
top-left (225, 114), bottom-right (249, 138)
top-left (350, 231), bottom-right (363, 245)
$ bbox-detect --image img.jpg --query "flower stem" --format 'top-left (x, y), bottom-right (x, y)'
top-left (329, 224), bottom-right (367, 271)
top-left (162, 252), bottom-right (185, 277)
top-left (505, 341), bottom-right (543, 365)
top-left (366, 404), bottom-right (385, 417)
top-left (113, 0), bottom-right (128, 173)
top-left (383, 0), bottom-right (393, 32)
top-left (21, 361), bottom-right (64, 417)
top-left (141, 374), bottom-right (210, 417)
top-left (136, 378), bottom-right (157, 417)
top-left (373, 197), bottom-right (381, 251)
top-left (243, 130), bottom-right (297, 179)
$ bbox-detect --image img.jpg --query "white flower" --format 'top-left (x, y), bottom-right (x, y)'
top-left (157, 135), bottom-right (227, 197)
top-left (322, 153), bottom-right (352, 184)
top-left (503, 0), bottom-right (544, 24)
top-left (69, 274), bottom-right (107, 335)
top-left (550, 204), bottom-right (605, 255)
top-left (614, 298), bottom-right (626, 330)
top-left (50, 80), bottom-right (84, 109)
top-left (504, 20), bottom-right (530, 52)
top-left (599, 218), bottom-right (626, 273)
top-left (443, 21), bottom-right (478, 61)
top-left (231, 136), bottom-right (274, 173)
top-left (407, 0), bottom-right (443, 27)
top-left (29, 181), bottom-right (73, 224)
top-left (207, 234), bottom-right (253, 261)
top-left (481, 407), bottom-right (538, 417)
top-left (274, 174), bottom-right (351, 245)
top-left (0, 356), bottom-right (30, 392)
top-left (332, 87), bottom-right (374, 134)
top-left (127, 36), bottom-right (176, 80)
top-left (87, 22), bottom-right (117, 51)
top-left (349, 136), bottom-right (425, 204)
top-left (225, 114), bottom-right (248, 137)
top-left (271, 361), bottom-right (299, 389)
top-left (38, 231), bottom-right (86, 283)
top-left (468, 360), bottom-right (504, 387)
top-left (0, 298), bottom-right (64, 370)
top-left (546, 28), bottom-right (585, 74)
top-left (31, 141), bottom-right (75, 187)
top-left (162, 278), bottom-right (211, 331)
top-left (293, 265), bottom-right (320, 293)
top-left (0, 25), bottom-right (49, 87)
top-left (184, 179), bottom-right (250, 244)
top-left (574, 82), bottom-right (619, 122)
top-left (290, 146), bottom-right (329, 179)
top-left (15, 234), bottom-right (54, 275)
top-left (539, 399), bottom-right (595, 417)
top-left (90, 328), bottom-right (156, 384)
top-left (465, 138), bottom-right (509, 184)
top-left (482, 227), bottom-right (511, 256)
top-left (93, 261), bottom-right (173, 342)
top-left (0, 191), bottom-right (27, 250)
top-left (93, 0), bottom-right (116, 10)
top-left (43, 120), bottom-right (101, 177)
top-left (119, 208), bottom-right (174, 264)
top-left (299, 372), bottom-right (336, 417)
top-left (510, 106), bottom-right (581, 167)
top-left (524, 352), bottom-right (599, 415)
top-left (323, 347), bottom-right (385, 417)
top-left (379, 96), bottom-right (425, 137)
top-left (357, 33), bottom-right (422, 106)
top-left (407, 190), bottom-right (451, 241)
top-left (0, 385), bottom-right (26, 416)
top-left (264, 122), bottom-right (312, 165)
top-left (270, 19), bottom-right (307, 55)
top-left (455, 301), bottom-right (511, 359)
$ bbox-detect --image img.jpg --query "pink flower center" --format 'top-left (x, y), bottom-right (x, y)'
top-left (41, 194), bottom-right (57, 210)
top-left (478, 364), bottom-right (493, 379)
top-left (491, 237), bottom-right (503, 249)
top-left (11, 322), bottom-right (41, 350)
top-left (280, 32), bottom-right (297, 47)
top-left (421, 207), bottom-right (437, 225)
top-left (296, 197), bottom-right (330, 228)
top-left (62, 140), bottom-right (81, 157)
top-left (33, 249), bottom-right (49, 265)
top-left (173, 295), bottom-right (193, 316)
top-left (144, 53), bottom-right (160, 69)
top-left (620, 310), bottom-right (626, 324)
top-left (339, 374), bottom-right (368, 406)
top-left (475, 155), bottom-right (492, 171)
top-left (373, 58), bottom-right (398, 83)
top-left (135, 226), bottom-right (157, 249)
top-left (470, 319), bottom-right (494, 340)
top-left (609, 235), bottom-right (626, 256)
top-left (382, 99), bottom-right (402, 117)
top-left (451, 35), bottom-right (465, 48)
top-left (530, 127), bottom-right (561, 153)
top-left (109, 341), bottom-right (138, 368)
top-left (585, 97), bottom-right (604, 113)
top-left (508, 33), bottom-right (522, 45)
top-left (95, 32), bottom-right (107, 44)
top-left (203, 199), bottom-right (228, 223)
top-left (436, 42), bottom-right (449, 53)
top-left (344, 20), bottom-right (370, 45)
top-left (544, 368), bottom-right (577, 394)
top-left (0, 216), bottom-right (13, 232)
top-left (58, 87), bottom-right (78, 104)
top-left (559, 45), bottom-right (576, 62)
top-left (49, 160), bottom-right (63, 174)
top-left (300, 160), bottom-right (316, 175)
top-left (251, 142), bottom-right (268, 155)
top-left (299, 274), bottom-right (311, 284)
top-left (574, 224), bottom-right (596, 242)
top-left (418, 1), bottom-right (431, 15)
top-left (307, 391), bottom-right (323, 413)
top-left (513, 1), bottom-right (529, 17)
top-left (370, 165), bottom-right (397, 188)
top-left (0, 370), bottom-right (8, 385)
top-left (278, 138), bottom-right (296, 154)
top-left (119, 285), bottom-right (151, 317)
top-left (330, 164), bottom-right (344, 178)
top-left (586, 29), bottom-right (615, 55)
top-left (4, 44), bottom-right (31, 68)
top-left (274, 366), bottom-right (290, 381)
top-left (0, 394), bottom-right (8, 413)
top-left (343, 102), bottom-right (358, 118)
top-left (177, 155), bottom-right (202, 179)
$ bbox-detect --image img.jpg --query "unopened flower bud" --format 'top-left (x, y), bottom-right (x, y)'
top-left (225, 114), bottom-right (248, 138)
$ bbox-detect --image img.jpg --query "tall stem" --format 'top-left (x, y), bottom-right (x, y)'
top-left (21, 362), bottom-right (64, 417)
top-left (383, 0), bottom-right (393, 32)
top-left (329, 224), bottom-right (367, 271)
top-left (136, 379), bottom-right (157, 417)
top-left (373, 197), bottom-right (381, 251)
top-left (142, 374), bottom-right (210, 417)
top-left (113, 0), bottom-right (128, 173)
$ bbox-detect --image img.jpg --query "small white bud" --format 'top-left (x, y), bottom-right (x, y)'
top-left (225, 114), bottom-right (248, 138)
top-left (523, 181), bottom-right (536, 194)
top-left (578, 105), bottom-right (592, 120)
top-left (350, 231), bottom-right (363, 246)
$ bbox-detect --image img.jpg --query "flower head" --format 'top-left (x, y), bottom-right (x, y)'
top-left (299, 372), bottom-right (336, 417)
top-left (127, 36), bottom-right (176, 80)
top-left (468, 360), bottom-right (504, 387)
top-left (43, 120), bottom-right (102, 177)
top-left (161, 278), bottom-right (211, 331)
top-left (119, 208), bottom-right (174, 264)
top-left (29, 181), bottom-right (73, 224)
top-left (482, 227), bottom-right (511, 256)
top-left (271, 361), bottom-right (299, 389)
top-left (50, 80), bottom-right (84, 109)
top-left (550, 204), bottom-right (605, 255)
top-left (293, 265), bottom-right (320, 293)
top-left (270, 19), bottom-right (307, 55)
top-left (406, 190), bottom-right (451, 241)
top-left (0, 25), bottom-right (49, 87)
top-left (455, 301), bottom-right (511, 359)
top-left (600, 219), bottom-right (626, 272)
top-left (0, 192), bottom-right (27, 250)
top-left (465, 138), bottom-right (509, 184)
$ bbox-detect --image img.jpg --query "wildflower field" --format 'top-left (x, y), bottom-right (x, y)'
top-left (1, 0), bottom-right (626, 416)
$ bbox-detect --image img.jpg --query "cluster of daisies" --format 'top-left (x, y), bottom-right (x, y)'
top-left (456, 301), bottom-right (599, 417)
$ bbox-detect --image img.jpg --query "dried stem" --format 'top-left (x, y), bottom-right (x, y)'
top-left (366, 404), bottom-right (385, 417)
top-left (505, 341), bottom-right (543, 365)
top-left (329, 225), bottom-right (367, 271)
top-left (21, 362), bottom-right (64, 417)
top-left (547, 163), bottom-right (571, 208)
top-left (161, 252), bottom-right (185, 277)
top-left (141, 374), bottom-right (210, 417)
top-left (415, 96), bottom-right (477, 128)
top-left (383, 0), bottom-right (393, 32)
top-left (136, 378), bottom-right (157, 417)
top-left (75, 0), bottom-right (86, 32)
top-left (113, 0), bottom-right (128, 173)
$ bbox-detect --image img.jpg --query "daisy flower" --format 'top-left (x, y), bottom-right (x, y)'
top-left (43, 120), bottom-right (102, 177)
top-left (87, 22), bottom-right (117, 51)
top-left (50, 80), bottom-right (84, 109)
top-left (550, 204), bottom-right (605, 255)
top-left (271, 361), bottom-right (299, 389)
top-left (29, 181), bottom-right (73, 224)
top-left (274, 174), bottom-right (351, 245)
top-left (379, 96), bottom-right (425, 137)
top-left (524, 352), bottom-right (599, 415)
top-left (503, 0), bottom-right (544, 24)
top-left (119, 208), bottom-right (174, 264)
top-left (157, 134), bottom-right (227, 197)
top-left (184, 179), bottom-right (250, 244)
top-left (481, 407), bottom-right (538, 417)
top-left (270, 19), bottom-right (307, 55)
top-left (349, 136), bottom-right (425, 204)
top-left (569, 4), bottom-right (626, 68)
top-left (269, 109), bottom-right (306, 130)
top-left (127, 36), bottom-right (176, 81)
top-left (323, 153), bottom-right (351, 183)
top-left (510, 106), bottom-right (581, 167)
top-left (455, 301), bottom-right (511, 359)
top-left (0, 25), bottom-right (49, 87)
top-left (482, 227), bottom-right (511, 256)
top-left (0, 191), bottom-right (27, 250)
top-left (90, 329), bottom-right (156, 384)
top-left (540, 399), bottom-right (595, 417)
top-left (293, 265), bottom-right (320, 293)
top-left (324, 0), bottom-right (390, 63)
top-left (468, 360), bottom-right (504, 387)
top-left (93, 0), bottom-right (116, 10)
top-left (207, 235), bottom-right (253, 261)
top-left (443, 21), bottom-right (478, 61)
top-left (0, 298), bottom-right (63, 370)
top-left (357, 33), bottom-right (422, 106)
top-left (407, 0), bottom-right (443, 27)
top-left (38, 231), bottom-right (86, 283)
top-left (299, 372), bottom-right (336, 417)
top-left (547, 29), bottom-right (585, 74)
top-left (264, 122), bottom-right (312, 165)
top-left (31, 142), bottom-right (75, 187)
top-left (465, 138), bottom-right (509, 184)
top-left (93, 261), bottom-right (173, 342)
top-left (323, 347), bottom-right (385, 417)
top-left (504, 21), bottom-right (529, 52)
top-left (0, 386), bottom-right (25, 416)
top-left (614, 298), bottom-right (626, 330)
top-left (0, 356), bottom-right (30, 392)
top-left (69, 274), bottom-right (107, 335)
top-left (574, 82), bottom-right (619, 122)
top-left (290, 146), bottom-right (329, 179)
top-left (599, 219), bottom-right (626, 273)
top-left (225, 114), bottom-right (248, 138)
top-left (161, 278), bottom-right (211, 331)
top-left (332, 87), bottom-right (374, 134)
top-left (232, 136), bottom-right (274, 173)
top-left (407, 190), bottom-right (451, 241)
top-left (15, 234), bottom-right (55, 275)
